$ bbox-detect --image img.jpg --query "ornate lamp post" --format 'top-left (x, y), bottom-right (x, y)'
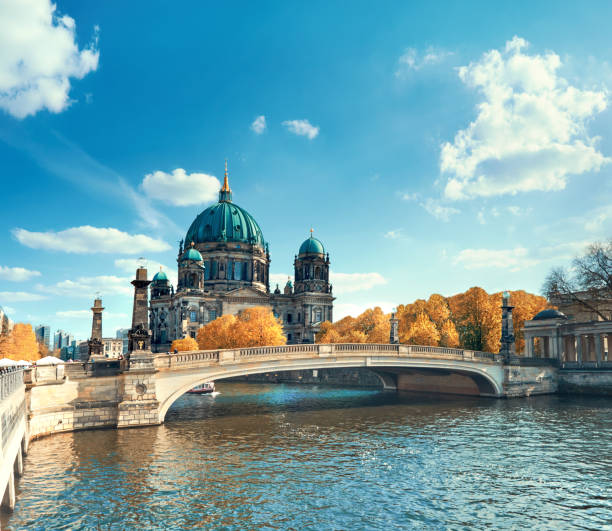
top-left (500, 291), bottom-right (516, 363)
top-left (390, 308), bottom-right (399, 344)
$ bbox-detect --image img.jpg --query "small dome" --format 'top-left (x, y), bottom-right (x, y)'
top-left (299, 236), bottom-right (325, 256)
top-left (152, 269), bottom-right (168, 282)
top-left (532, 309), bottom-right (567, 321)
top-left (181, 247), bottom-right (203, 262)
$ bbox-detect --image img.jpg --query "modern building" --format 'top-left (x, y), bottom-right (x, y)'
top-left (149, 164), bottom-right (334, 351)
top-left (35, 325), bottom-right (51, 351)
top-left (53, 330), bottom-right (74, 351)
top-left (116, 328), bottom-right (130, 354)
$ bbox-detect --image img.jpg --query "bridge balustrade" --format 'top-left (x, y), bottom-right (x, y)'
top-left (151, 343), bottom-right (500, 370)
top-left (0, 368), bottom-right (24, 401)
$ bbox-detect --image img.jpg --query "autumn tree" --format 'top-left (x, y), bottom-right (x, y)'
top-left (0, 323), bottom-right (41, 361)
top-left (316, 307), bottom-right (390, 343)
top-left (197, 307), bottom-right (286, 350)
top-left (448, 287), bottom-right (499, 352)
top-left (402, 312), bottom-right (440, 346)
top-left (197, 314), bottom-right (237, 350)
top-left (439, 319), bottom-right (460, 348)
top-left (170, 337), bottom-right (199, 352)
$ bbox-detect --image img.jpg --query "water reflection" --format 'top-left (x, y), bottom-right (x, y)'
top-left (4, 384), bottom-right (611, 530)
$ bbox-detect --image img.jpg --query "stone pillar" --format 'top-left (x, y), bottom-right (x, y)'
top-left (525, 334), bottom-right (533, 357)
top-left (594, 334), bottom-right (602, 365)
top-left (543, 336), bottom-right (550, 358)
top-left (2, 470), bottom-right (15, 512)
top-left (14, 447), bottom-right (23, 477)
top-left (128, 267), bottom-right (152, 353)
top-left (576, 335), bottom-right (583, 364)
top-left (389, 310), bottom-right (399, 344)
top-left (87, 298), bottom-right (104, 359)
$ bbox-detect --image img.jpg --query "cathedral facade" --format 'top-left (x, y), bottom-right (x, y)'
top-left (149, 165), bottom-right (334, 352)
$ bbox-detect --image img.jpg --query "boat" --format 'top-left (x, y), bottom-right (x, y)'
top-left (186, 382), bottom-right (215, 394)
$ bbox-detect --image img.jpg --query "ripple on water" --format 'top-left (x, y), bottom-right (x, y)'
top-left (3, 385), bottom-right (611, 530)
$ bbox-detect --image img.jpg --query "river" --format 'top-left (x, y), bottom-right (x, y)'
top-left (3, 383), bottom-right (611, 530)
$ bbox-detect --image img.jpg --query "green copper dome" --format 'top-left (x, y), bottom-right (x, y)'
top-left (185, 169), bottom-right (266, 249)
top-left (152, 270), bottom-right (168, 282)
top-left (299, 236), bottom-right (325, 256)
top-left (181, 247), bottom-right (203, 262)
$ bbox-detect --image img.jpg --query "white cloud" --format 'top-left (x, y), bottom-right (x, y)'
top-left (453, 247), bottom-right (538, 272)
top-left (251, 115), bottom-right (266, 134)
top-left (13, 226), bottom-right (170, 254)
top-left (420, 198), bottom-right (460, 221)
top-left (441, 36), bottom-right (609, 200)
top-left (384, 229), bottom-right (403, 239)
top-left (269, 271), bottom-right (387, 295)
top-left (395, 46), bottom-right (452, 76)
top-left (477, 211), bottom-right (486, 225)
top-left (330, 271), bottom-right (387, 294)
top-left (334, 301), bottom-right (396, 321)
top-left (114, 258), bottom-right (177, 287)
top-left (141, 168), bottom-right (220, 206)
top-left (0, 291), bottom-right (47, 303)
top-left (56, 309), bottom-right (128, 319)
top-left (0, 266), bottom-right (41, 282)
top-left (282, 119), bottom-right (319, 139)
top-left (0, 0), bottom-right (99, 118)
top-left (401, 192), bottom-right (419, 201)
top-left (37, 275), bottom-right (133, 297)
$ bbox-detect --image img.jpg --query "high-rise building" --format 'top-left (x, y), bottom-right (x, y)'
top-left (116, 328), bottom-right (130, 354)
top-left (0, 306), bottom-right (14, 335)
top-left (35, 325), bottom-right (51, 351)
top-left (54, 330), bottom-right (73, 351)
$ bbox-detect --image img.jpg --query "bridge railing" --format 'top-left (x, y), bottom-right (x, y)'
top-left (0, 367), bottom-right (25, 402)
top-left (153, 343), bottom-right (500, 369)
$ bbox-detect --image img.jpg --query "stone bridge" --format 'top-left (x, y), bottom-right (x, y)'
top-left (25, 343), bottom-right (560, 438)
top-left (120, 343), bottom-right (529, 426)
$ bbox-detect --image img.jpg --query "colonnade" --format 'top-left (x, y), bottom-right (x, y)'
top-left (524, 328), bottom-right (611, 365)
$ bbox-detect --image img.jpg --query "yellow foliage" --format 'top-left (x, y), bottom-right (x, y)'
top-left (316, 307), bottom-right (390, 343)
top-left (439, 319), bottom-right (460, 348)
top-left (170, 337), bottom-right (198, 352)
top-left (197, 306), bottom-right (286, 349)
top-left (0, 323), bottom-right (41, 361)
top-left (402, 312), bottom-right (440, 346)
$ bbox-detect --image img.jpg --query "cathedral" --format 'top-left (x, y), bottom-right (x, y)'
top-left (149, 164), bottom-right (334, 351)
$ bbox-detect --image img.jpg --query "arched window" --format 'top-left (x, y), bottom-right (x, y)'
top-left (235, 261), bottom-right (242, 280)
top-left (314, 308), bottom-right (322, 323)
top-left (287, 313), bottom-right (293, 324)
top-left (315, 266), bottom-right (321, 279)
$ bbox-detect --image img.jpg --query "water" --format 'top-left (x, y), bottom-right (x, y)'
top-left (4, 383), bottom-right (611, 530)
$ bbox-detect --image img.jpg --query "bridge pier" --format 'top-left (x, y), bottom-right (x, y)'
top-left (2, 471), bottom-right (15, 512)
top-left (117, 351), bottom-right (161, 428)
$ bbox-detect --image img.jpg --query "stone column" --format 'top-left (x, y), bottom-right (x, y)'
top-left (543, 336), bottom-right (550, 358)
top-left (594, 334), bottom-right (602, 365)
top-left (87, 298), bottom-right (104, 359)
top-left (525, 334), bottom-right (533, 357)
top-left (128, 267), bottom-right (152, 353)
top-left (576, 335), bottom-right (583, 364)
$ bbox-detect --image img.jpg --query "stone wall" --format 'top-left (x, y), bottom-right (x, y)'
top-left (227, 367), bottom-right (383, 388)
top-left (558, 370), bottom-right (612, 395)
top-left (503, 365), bottom-right (558, 398)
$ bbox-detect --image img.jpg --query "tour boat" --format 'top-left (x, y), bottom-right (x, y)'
top-left (186, 382), bottom-right (215, 394)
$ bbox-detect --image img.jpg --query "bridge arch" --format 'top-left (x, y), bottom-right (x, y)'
top-left (154, 349), bottom-right (503, 423)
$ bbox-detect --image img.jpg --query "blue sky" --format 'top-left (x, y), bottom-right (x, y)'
top-left (1, 0), bottom-right (611, 340)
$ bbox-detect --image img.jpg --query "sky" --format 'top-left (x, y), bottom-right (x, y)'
top-left (0, 0), bottom-right (611, 341)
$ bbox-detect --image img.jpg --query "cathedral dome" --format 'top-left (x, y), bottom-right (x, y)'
top-left (181, 246), bottom-right (203, 262)
top-left (299, 235), bottom-right (325, 256)
top-left (184, 163), bottom-right (266, 249)
top-left (185, 201), bottom-right (265, 248)
top-left (152, 269), bottom-right (168, 282)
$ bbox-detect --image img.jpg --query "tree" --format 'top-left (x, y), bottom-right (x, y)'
top-left (170, 337), bottom-right (198, 352)
top-left (439, 319), bottom-right (460, 348)
top-left (448, 287), bottom-right (499, 352)
top-left (543, 239), bottom-right (612, 320)
top-left (403, 312), bottom-right (440, 346)
top-left (197, 307), bottom-right (286, 350)
top-left (197, 314), bottom-right (237, 350)
top-left (232, 307), bottom-right (286, 348)
top-left (0, 323), bottom-right (41, 361)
